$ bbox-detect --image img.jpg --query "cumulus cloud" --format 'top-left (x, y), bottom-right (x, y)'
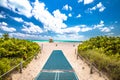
top-left (54, 34), bottom-right (85, 41)
top-left (93, 20), bottom-right (114, 32)
top-left (78, 0), bottom-right (83, 3)
top-left (21, 22), bottom-right (43, 34)
top-left (78, 0), bottom-right (94, 4)
top-left (0, 14), bottom-right (5, 18)
top-left (79, 25), bottom-right (93, 32)
top-left (106, 32), bottom-right (114, 36)
top-left (59, 26), bottom-right (80, 34)
top-left (68, 13), bottom-right (72, 17)
top-left (18, 33), bottom-right (85, 41)
top-left (61, 25), bottom-right (93, 34)
top-left (0, 0), bottom-right (32, 17)
top-left (80, 27), bottom-right (93, 32)
top-left (0, 22), bottom-right (16, 32)
top-left (53, 10), bottom-right (67, 21)
top-left (0, 0), bottom-right (8, 7)
top-left (13, 17), bottom-right (24, 22)
top-left (69, 6), bottom-right (72, 11)
top-left (32, 0), bottom-right (68, 33)
top-left (0, 11), bottom-right (6, 18)
top-left (76, 14), bottom-right (81, 18)
top-left (84, 0), bottom-right (94, 4)
top-left (49, 24), bottom-right (92, 34)
top-left (101, 27), bottom-right (111, 32)
top-left (102, 26), bottom-right (114, 32)
top-left (62, 4), bottom-right (72, 11)
top-left (89, 2), bottom-right (106, 12)
top-left (9, 32), bottom-right (51, 40)
top-left (93, 20), bottom-right (104, 29)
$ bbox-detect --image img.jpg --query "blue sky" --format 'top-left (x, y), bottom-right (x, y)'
top-left (0, 0), bottom-right (120, 41)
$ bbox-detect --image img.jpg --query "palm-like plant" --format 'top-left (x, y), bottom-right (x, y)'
top-left (2, 33), bottom-right (9, 40)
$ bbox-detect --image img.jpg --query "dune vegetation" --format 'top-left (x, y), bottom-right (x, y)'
top-left (78, 36), bottom-right (120, 80)
top-left (0, 33), bottom-right (40, 79)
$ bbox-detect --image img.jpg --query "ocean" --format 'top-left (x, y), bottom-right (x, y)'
top-left (29, 40), bottom-right (82, 43)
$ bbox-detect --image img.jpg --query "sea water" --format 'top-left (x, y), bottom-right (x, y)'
top-left (29, 40), bottom-right (81, 43)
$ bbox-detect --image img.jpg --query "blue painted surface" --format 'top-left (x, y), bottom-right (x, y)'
top-left (43, 50), bottom-right (72, 70)
top-left (35, 50), bottom-right (78, 80)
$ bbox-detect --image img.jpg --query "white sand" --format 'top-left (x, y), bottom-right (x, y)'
top-left (12, 42), bottom-right (108, 80)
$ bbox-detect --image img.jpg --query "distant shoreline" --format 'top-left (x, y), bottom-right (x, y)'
top-left (29, 40), bottom-right (82, 43)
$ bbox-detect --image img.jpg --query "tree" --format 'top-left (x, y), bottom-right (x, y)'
top-left (2, 33), bottom-right (9, 40)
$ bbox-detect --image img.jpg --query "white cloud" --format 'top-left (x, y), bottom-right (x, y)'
top-left (0, 22), bottom-right (7, 26)
top-left (90, 6), bottom-right (96, 11)
top-left (84, 0), bottom-right (94, 4)
top-left (9, 32), bottom-right (51, 40)
top-left (78, 0), bottom-right (83, 3)
top-left (78, 0), bottom-right (94, 4)
top-left (61, 25), bottom-right (93, 34)
top-left (99, 7), bottom-right (105, 12)
top-left (97, 2), bottom-right (106, 12)
top-left (32, 0), bottom-right (68, 33)
top-left (100, 20), bottom-right (104, 24)
top-left (89, 2), bottom-right (106, 12)
top-left (0, 11), bottom-right (6, 18)
top-left (0, 22), bottom-right (16, 32)
top-left (60, 26), bottom-right (80, 34)
top-left (93, 20), bottom-right (104, 29)
top-left (68, 13), bottom-right (72, 17)
top-left (0, 0), bottom-right (32, 17)
top-left (53, 10), bottom-right (67, 21)
top-left (76, 14), bottom-right (81, 18)
top-left (97, 2), bottom-right (102, 8)
top-left (101, 27), bottom-right (111, 32)
top-left (80, 27), bottom-right (93, 32)
top-left (93, 20), bottom-right (114, 32)
top-left (50, 25), bottom-right (92, 34)
top-left (62, 4), bottom-right (68, 10)
top-left (22, 22), bottom-right (43, 34)
top-left (110, 26), bottom-right (114, 29)
top-left (13, 17), bottom-right (24, 22)
top-left (79, 25), bottom-right (93, 32)
top-left (69, 6), bottom-right (72, 11)
top-left (53, 34), bottom-right (85, 41)
top-left (106, 32), bottom-right (114, 36)
top-left (62, 4), bottom-right (72, 11)
top-left (0, 14), bottom-right (5, 18)
top-left (0, 0), bottom-right (8, 7)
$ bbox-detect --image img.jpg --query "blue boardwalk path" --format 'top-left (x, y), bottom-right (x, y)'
top-left (35, 50), bottom-right (79, 80)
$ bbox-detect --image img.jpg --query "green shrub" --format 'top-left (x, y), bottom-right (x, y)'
top-left (78, 36), bottom-right (120, 80)
top-left (0, 37), bottom-right (40, 78)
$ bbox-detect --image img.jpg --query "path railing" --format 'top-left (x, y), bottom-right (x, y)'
top-left (0, 52), bottom-right (40, 80)
top-left (75, 49), bottom-right (108, 80)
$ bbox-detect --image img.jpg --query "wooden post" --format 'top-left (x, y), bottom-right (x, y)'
top-left (73, 44), bottom-right (75, 47)
top-left (20, 61), bottom-right (22, 73)
top-left (56, 44), bottom-right (57, 46)
top-left (35, 54), bottom-right (37, 59)
top-left (90, 64), bottom-right (93, 74)
top-left (75, 49), bottom-right (76, 54)
top-left (77, 53), bottom-right (79, 59)
top-left (99, 72), bottom-right (102, 77)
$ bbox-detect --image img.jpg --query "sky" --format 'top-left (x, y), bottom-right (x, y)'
top-left (0, 0), bottom-right (120, 41)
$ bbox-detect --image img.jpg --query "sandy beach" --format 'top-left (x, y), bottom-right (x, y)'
top-left (12, 42), bottom-right (108, 80)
